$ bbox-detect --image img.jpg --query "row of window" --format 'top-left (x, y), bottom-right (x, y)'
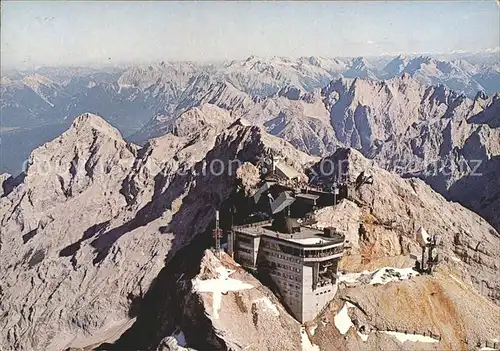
top-left (261, 240), bottom-right (302, 257)
top-left (276, 262), bottom-right (301, 273)
top-left (237, 236), bottom-right (253, 245)
top-left (269, 270), bottom-right (301, 282)
top-left (264, 249), bottom-right (301, 263)
top-left (305, 246), bottom-right (343, 258)
top-left (236, 241), bottom-right (252, 250)
top-left (281, 289), bottom-right (300, 299)
top-left (315, 289), bottom-right (332, 296)
top-left (286, 282), bottom-right (301, 290)
top-left (236, 252), bottom-right (252, 260)
top-left (235, 252), bottom-right (253, 266)
top-left (262, 239), bottom-right (344, 258)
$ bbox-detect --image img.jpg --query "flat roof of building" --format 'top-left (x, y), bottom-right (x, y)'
top-left (275, 162), bottom-right (301, 180)
top-left (295, 193), bottom-right (320, 201)
top-left (234, 222), bottom-right (344, 248)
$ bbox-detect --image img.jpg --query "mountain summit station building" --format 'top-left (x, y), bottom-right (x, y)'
top-left (228, 222), bottom-right (345, 322)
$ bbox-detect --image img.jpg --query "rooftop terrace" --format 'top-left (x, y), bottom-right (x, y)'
top-left (234, 221), bottom-right (344, 248)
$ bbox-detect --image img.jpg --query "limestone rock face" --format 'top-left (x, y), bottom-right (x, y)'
top-left (132, 84), bottom-right (338, 159)
top-left (310, 270), bottom-right (500, 351)
top-left (235, 162), bottom-right (261, 196)
top-left (316, 78), bottom-right (500, 231)
top-left (0, 112), bottom-right (498, 350)
top-left (128, 103), bottom-right (236, 143)
top-left (0, 113), bottom-right (313, 351)
top-left (188, 250), bottom-right (301, 351)
top-left (130, 77), bottom-right (499, 233)
top-left (310, 148), bottom-right (500, 303)
top-left (0, 114), bottom-right (159, 351)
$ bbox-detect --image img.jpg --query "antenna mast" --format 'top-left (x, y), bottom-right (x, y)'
top-left (213, 210), bottom-right (222, 259)
top-left (332, 177), bottom-right (339, 206)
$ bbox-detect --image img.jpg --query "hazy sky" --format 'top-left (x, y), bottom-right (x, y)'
top-left (1, 1), bottom-right (499, 69)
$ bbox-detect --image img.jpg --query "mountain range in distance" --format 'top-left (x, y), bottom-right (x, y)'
top-left (1, 51), bottom-right (499, 232)
top-left (2, 50), bottom-right (499, 130)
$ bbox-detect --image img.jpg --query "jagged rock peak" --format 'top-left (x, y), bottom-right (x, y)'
top-left (172, 104), bottom-right (233, 137)
top-left (305, 55), bottom-right (322, 66)
top-left (414, 55), bottom-right (434, 64)
top-left (321, 76), bottom-right (347, 93)
top-left (242, 54), bottom-right (264, 65)
top-left (70, 113), bottom-right (124, 141)
top-left (22, 73), bottom-right (56, 87)
top-left (386, 55), bottom-right (408, 65)
top-left (351, 56), bottom-right (371, 67)
top-left (380, 55), bottom-right (409, 77)
top-left (229, 117), bottom-right (251, 128)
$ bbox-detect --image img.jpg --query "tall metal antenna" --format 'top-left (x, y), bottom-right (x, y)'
top-left (213, 210), bottom-right (222, 259)
top-left (416, 228), bottom-right (441, 274)
top-left (332, 177), bottom-right (339, 207)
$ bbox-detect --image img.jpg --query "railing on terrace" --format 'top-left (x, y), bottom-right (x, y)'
top-left (234, 220), bottom-right (273, 230)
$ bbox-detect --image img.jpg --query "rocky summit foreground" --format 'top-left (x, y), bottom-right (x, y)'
top-left (0, 113), bottom-right (499, 351)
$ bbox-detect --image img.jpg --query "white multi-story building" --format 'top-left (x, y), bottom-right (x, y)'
top-left (228, 223), bottom-right (345, 323)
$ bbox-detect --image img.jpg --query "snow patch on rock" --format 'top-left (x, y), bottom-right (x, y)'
top-left (334, 302), bottom-right (354, 335)
top-left (339, 267), bottom-right (419, 286)
top-left (192, 266), bottom-right (254, 319)
top-left (300, 326), bottom-right (320, 351)
top-left (338, 271), bottom-right (369, 284)
top-left (369, 267), bottom-right (419, 285)
top-left (381, 330), bottom-right (439, 344)
top-left (357, 331), bottom-right (370, 342)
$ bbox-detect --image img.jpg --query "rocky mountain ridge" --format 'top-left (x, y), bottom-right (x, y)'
top-left (0, 113), bottom-right (498, 350)
top-left (2, 53), bottom-right (498, 129)
top-left (132, 74), bottom-right (500, 231)
top-left (2, 67), bottom-right (498, 236)
top-left (2, 53), bottom-right (498, 177)
top-left (0, 113), bottom-right (313, 350)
